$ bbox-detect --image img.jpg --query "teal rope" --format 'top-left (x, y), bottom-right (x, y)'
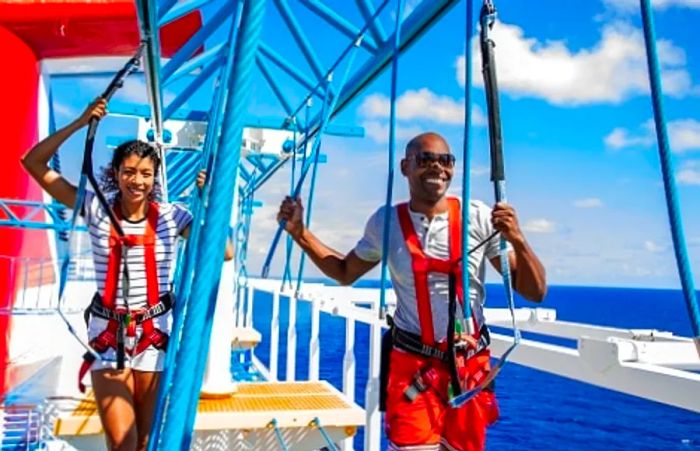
top-left (148, 4), bottom-right (245, 448)
top-left (294, 42), bottom-right (364, 294)
top-left (282, 123), bottom-right (298, 290)
top-left (378, 0), bottom-right (405, 318)
top-left (640, 0), bottom-right (700, 346)
top-left (310, 417), bottom-right (339, 451)
top-left (269, 419), bottom-right (289, 451)
top-left (460, 0), bottom-right (474, 334)
top-left (157, 0), bottom-right (267, 448)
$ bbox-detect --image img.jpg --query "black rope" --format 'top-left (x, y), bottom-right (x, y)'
top-left (77, 43), bottom-right (145, 369)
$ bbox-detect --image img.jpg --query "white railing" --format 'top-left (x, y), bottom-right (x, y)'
top-left (243, 279), bottom-right (392, 451)
top-left (0, 255), bottom-right (96, 315)
top-left (240, 278), bottom-right (700, 451)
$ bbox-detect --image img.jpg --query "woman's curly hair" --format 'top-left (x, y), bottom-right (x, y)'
top-left (99, 140), bottom-right (162, 201)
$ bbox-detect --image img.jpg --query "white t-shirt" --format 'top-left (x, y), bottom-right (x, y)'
top-left (82, 191), bottom-right (193, 310)
top-left (354, 199), bottom-right (505, 342)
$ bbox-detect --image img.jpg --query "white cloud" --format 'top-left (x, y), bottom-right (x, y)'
top-left (522, 218), bottom-right (557, 233)
top-left (604, 0), bottom-right (700, 12)
top-left (358, 89), bottom-right (486, 126)
top-left (471, 165), bottom-right (489, 177)
top-left (362, 120), bottom-right (423, 144)
top-left (677, 161), bottom-right (700, 185)
top-left (604, 119), bottom-right (700, 153)
top-left (668, 120), bottom-right (700, 152)
top-left (604, 127), bottom-right (654, 149)
top-left (456, 22), bottom-right (695, 105)
top-left (53, 101), bottom-right (77, 118)
top-left (644, 240), bottom-right (668, 253)
top-left (573, 198), bottom-right (604, 208)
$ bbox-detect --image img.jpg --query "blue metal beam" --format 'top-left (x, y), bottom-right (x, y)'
top-left (159, 0), bottom-right (214, 26)
top-left (300, 0), bottom-right (379, 53)
top-left (306, 0), bottom-right (459, 141)
top-left (256, 57), bottom-right (294, 117)
top-left (273, 0), bottom-right (326, 82)
top-left (165, 43), bottom-right (226, 87)
top-left (356, 0), bottom-right (387, 44)
top-left (164, 58), bottom-right (224, 120)
top-left (258, 43), bottom-right (323, 97)
top-left (135, 0), bottom-right (165, 143)
top-left (0, 199), bottom-right (86, 232)
top-left (160, 0), bottom-right (268, 447)
top-left (107, 104), bottom-right (365, 137)
top-left (162, 2), bottom-right (235, 83)
top-left (158, 0), bottom-right (179, 21)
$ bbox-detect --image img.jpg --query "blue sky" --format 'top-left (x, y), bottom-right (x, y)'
top-left (49, 0), bottom-right (700, 288)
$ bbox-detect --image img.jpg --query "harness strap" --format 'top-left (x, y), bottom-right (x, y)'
top-left (88, 292), bottom-right (173, 323)
top-left (392, 325), bottom-right (491, 362)
top-left (78, 202), bottom-right (169, 392)
top-left (396, 198), bottom-right (476, 346)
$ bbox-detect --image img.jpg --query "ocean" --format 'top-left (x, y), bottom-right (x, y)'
top-left (252, 283), bottom-right (700, 450)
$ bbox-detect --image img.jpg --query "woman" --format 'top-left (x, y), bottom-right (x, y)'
top-left (22, 98), bottom-right (233, 451)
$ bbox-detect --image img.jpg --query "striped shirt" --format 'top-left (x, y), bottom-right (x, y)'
top-left (82, 191), bottom-right (193, 310)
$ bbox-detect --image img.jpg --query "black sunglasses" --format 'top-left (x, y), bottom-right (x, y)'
top-left (412, 150), bottom-right (456, 168)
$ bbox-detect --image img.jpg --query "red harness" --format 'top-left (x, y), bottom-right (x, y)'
top-left (396, 198), bottom-right (480, 346)
top-left (78, 202), bottom-right (170, 392)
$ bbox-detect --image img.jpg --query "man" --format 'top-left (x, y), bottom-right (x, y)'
top-left (277, 132), bottom-right (546, 451)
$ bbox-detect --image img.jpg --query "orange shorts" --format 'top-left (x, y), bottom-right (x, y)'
top-left (385, 348), bottom-right (499, 451)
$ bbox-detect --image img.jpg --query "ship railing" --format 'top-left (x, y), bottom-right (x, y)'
top-left (241, 278), bottom-right (394, 451)
top-left (0, 254), bottom-right (96, 316)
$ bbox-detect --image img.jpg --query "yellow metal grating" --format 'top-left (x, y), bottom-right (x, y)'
top-left (198, 394), bottom-right (349, 412)
top-left (236, 381), bottom-right (332, 396)
top-left (58, 381), bottom-right (351, 432)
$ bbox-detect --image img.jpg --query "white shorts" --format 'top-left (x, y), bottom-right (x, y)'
top-left (87, 313), bottom-right (172, 373)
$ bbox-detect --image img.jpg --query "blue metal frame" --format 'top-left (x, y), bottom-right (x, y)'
top-left (257, 56), bottom-right (295, 117)
top-left (135, 0), bottom-right (165, 143)
top-left (159, 0), bottom-right (214, 26)
top-left (303, 0), bottom-right (459, 143)
top-left (0, 199), bottom-right (87, 232)
top-left (157, 0), bottom-right (268, 448)
top-left (107, 104), bottom-right (363, 137)
top-left (273, 0), bottom-right (327, 82)
top-left (161, 2), bottom-right (235, 83)
top-left (300, 0), bottom-right (379, 53)
top-left (258, 43), bottom-right (323, 96)
top-left (164, 58), bottom-right (224, 120)
top-left (165, 43), bottom-right (226, 86)
top-left (356, 0), bottom-right (387, 44)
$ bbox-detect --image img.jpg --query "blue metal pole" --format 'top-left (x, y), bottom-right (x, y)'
top-left (258, 43), bottom-right (321, 95)
top-left (299, 0), bottom-right (379, 53)
top-left (378, 0), bottom-right (404, 318)
top-left (161, 2), bottom-right (235, 82)
top-left (135, 0), bottom-right (165, 143)
top-left (304, 0), bottom-right (459, 144)
top-left (164, 58), bottom-right (223, 120)
top-left (159, 0), bottom-right (268, 448)
top-left (165, 43), bottom-right (225, 87)
top-left (356, 0), bottom-right (387, 44)
top-left (158, 0), bottom-right (179, 21)
top-left (257, 57), bottom-right (295, 116)
top-left (640, 0), bottom-right (700, 353)
top-left (159, 0), bottom-right (213, 26)
top-left (273, 0), bottom-right (326, 81)
top-left (294, 88), bottom-right (332, 289)
top-left (149, 1), bottom-right (246, 448)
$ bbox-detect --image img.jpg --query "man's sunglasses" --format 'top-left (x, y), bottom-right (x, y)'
top-left (412, 151), bottom-right (456, 168)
